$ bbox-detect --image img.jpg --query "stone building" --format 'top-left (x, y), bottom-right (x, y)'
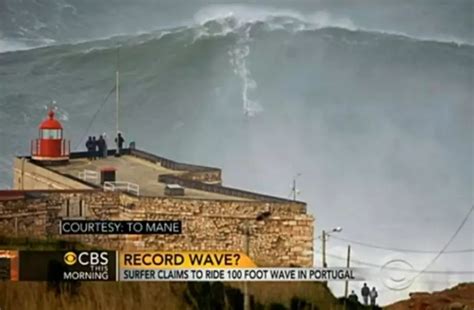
top-left (0, 111), bottom-right (314, 267)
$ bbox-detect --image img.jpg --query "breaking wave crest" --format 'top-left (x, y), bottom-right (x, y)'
top-left (1, 4), bottom-right (472, 54)
top-left (1, 5), bottom-right (472, 117)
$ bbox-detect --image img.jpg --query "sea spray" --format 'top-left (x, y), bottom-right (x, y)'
top-left (228, 24), bottom-right (262, 117)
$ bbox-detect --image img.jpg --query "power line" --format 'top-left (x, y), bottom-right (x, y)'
top-left (330, 235), bottom-right (474, 254)
top-left (410, 205), bottom-right (474, 281)
top-left (315, 250), bottom-right (474, 275)
top-left (73, 85), bottom-right (115, 151)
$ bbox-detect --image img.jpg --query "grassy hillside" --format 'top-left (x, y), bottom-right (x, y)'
top-left (1, 281), bottom-right (378, 310)
top-left (385, 283), bottom-right (474, 310)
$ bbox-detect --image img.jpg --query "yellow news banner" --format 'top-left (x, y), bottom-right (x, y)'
top-left (120, 251), bottom-right (256, 269)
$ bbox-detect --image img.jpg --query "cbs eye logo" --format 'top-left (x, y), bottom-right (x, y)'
top-left (64, 252), bottom-right (77, 265)
top-left (63, 251), bottom-right (108, 266)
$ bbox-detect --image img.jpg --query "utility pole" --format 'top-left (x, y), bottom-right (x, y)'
top-left (243, 221), bottom-right (250, 310)
top-left (322, 230), bottom-right (327, 268)
top-left (242, 212), bottom-right (271, 310)
top-left (344, 245), bottom-right (351, 297)
top-left (320, 227), bottom-right (342, 268)
top-left (344, 245), bottom-right (351, 310)
top-left (115, 48), bottom-right (120, 157)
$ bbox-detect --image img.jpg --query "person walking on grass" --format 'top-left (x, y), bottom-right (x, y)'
top-left (348, 290), bottom-right (358, 303)
top-left (370, 287), bottom-right (378, 306)
top-left (361, 283), bottom-right (370, 305)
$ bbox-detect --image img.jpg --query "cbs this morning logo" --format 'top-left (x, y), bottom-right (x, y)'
top-left (62, 251), bottom-right (112, 281)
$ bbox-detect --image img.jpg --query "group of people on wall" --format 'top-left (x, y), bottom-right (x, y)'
top-left (85, 132), bottom-right (124, 160)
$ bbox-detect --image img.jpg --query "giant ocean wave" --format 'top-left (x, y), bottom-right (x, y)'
top-left (1, 7), bottom-right (472, 122)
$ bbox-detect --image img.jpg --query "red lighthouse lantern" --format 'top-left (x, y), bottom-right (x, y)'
top-left (31, 110), bottom-right (70, 163)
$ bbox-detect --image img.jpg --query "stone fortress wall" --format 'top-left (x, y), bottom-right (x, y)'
top-left (0, 191), bottom-right (314, 267)
top-left (2, 149), bottom-right (314, 267)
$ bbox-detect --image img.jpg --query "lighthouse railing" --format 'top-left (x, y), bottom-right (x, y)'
top-left (30, 139), bottom-right (70, 157)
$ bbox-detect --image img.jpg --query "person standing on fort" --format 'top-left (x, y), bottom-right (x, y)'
top-left (85, 136), bottom-right (94, 160)
top-left (361, 283), bottom-right (370, 305)
top-left (102, 133), bottom-right (108, 158)
top-left (370, 287), bottom-right (378, 306)
top-left (97, 135), bottom-right (106, 159)
top-left (115, 132), bottom-right (124, 156)
top-left (91, 136), bottom-right (98, 160)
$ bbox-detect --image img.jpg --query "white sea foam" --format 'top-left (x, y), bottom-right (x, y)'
top-left (227, 24), bottom-right (263, 117)
top-left (0, 37), bottom-right (56, 54)
top-left (194, 5), bottom-right (473, 47)
top-left (0, 38), bottom-right (29, 53)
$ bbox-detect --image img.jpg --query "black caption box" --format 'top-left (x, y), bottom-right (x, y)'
top-left (60, 220), bottom-right (182, 235)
